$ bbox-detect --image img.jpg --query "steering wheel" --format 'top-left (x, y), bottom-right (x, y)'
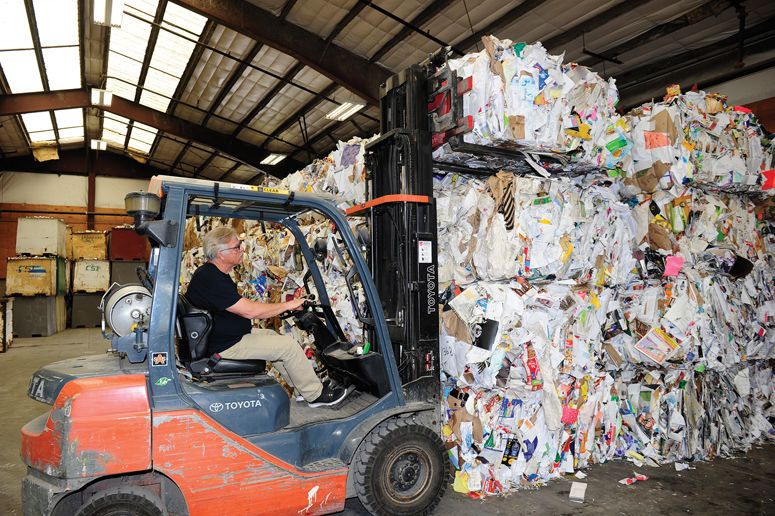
top-left (279, 295), bottom-right (326, 319)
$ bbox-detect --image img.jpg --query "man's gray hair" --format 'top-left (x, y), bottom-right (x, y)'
top-left (203, 226), bottom-right (238, 261)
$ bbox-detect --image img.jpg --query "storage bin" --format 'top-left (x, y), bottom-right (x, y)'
top-left (72, 260), bottom-right (110, 292)
top-left (72, 231), bottom-right (108, 260)
top-left (0, 297), bottom-right (13, 351)
top-left (70, 292), bottom-right (103, 328)
top-left (6, 257), bottom-right (67, 296)
top-left (66, 225), bottom-right (74, 261)
top-left (111, 261), bottom-right (147, 286)
top-left (109, 227), bottom-right (149, 261)
top-left (12, 295), bottom-right (65, 338)
top-left (16, 217), bottom-right (67, 257)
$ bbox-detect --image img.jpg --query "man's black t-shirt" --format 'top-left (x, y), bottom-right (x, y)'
top-left (185, 262), bottom-right (251, 354)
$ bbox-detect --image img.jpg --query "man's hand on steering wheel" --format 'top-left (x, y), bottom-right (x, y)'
top-left (285, 297), bottom-right (310, 312)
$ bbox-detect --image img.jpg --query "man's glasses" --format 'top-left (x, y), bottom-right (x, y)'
top-left (221, 242), bottom-right (243, 253)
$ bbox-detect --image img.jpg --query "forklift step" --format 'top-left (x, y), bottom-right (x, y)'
top-left (297, 458), bottom-right (346, 473)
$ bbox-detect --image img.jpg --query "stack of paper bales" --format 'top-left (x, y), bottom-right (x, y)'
top-left (176, 36), bottom-right (775, 496)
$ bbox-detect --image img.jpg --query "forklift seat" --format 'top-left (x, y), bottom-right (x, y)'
top-left (177, 294), bottom-right (265, 377)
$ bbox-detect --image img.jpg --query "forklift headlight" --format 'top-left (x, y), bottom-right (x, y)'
top-left (125, 192), bottom-right (161, 226)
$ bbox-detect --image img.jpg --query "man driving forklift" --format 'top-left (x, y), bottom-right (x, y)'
top-left (185, 226), bottom-right (349, 407)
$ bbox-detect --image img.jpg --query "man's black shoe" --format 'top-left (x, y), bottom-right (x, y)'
top-left (308, 383), bottom-right (348, 407)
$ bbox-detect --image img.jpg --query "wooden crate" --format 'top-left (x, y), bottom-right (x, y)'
top-left (72, 260), bottom-right (110, 292)
top-left (16, 217), bottom-right (66, 257)
top-left (72, 231), bottom-right (108, 260)
top-left (13, 295), bottom-right (65, 338)
top-left (6, 257), bottom-right (67, 296)
top-left (109, 227), bottom-right (149, 261)
top-left (0, 297), bottom-right (12, 352)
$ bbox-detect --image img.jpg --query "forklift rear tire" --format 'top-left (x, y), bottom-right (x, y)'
top-left (74, 486), bottom-right (167, 516)
top-left (353, 417), bottom-right (448, 515)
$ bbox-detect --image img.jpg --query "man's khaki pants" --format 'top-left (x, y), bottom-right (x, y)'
top-left (219, 328), bottom-right (323, 401)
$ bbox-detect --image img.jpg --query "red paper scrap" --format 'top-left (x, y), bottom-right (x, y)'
top-left (644, 131), bottom-right (670, 149)
top-left (619, 474), bottom-right (649, 485)
top-left (762, 169), bottom-right (775, 190)
top-left (561, 406), bottom-right (579, 424)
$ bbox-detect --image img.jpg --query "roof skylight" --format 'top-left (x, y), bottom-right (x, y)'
top-left (138, 3), bottom-right (206, 112)
top-left (101, 0), bottom-right (206, 154)
top-left (0, 0), bottom-right (82, 148)
top-left (21, 111), bottom-right (55, 143)
top-left (54, 108), bottom-right (84, 142)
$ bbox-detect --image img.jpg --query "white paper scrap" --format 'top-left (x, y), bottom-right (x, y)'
top-left (569, 481), bottom-right (587, 503)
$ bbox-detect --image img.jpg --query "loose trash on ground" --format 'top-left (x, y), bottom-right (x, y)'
top-left (619, 473), bottom-right (649, 485)
top-left (569, 481), bottom-right (587, 502)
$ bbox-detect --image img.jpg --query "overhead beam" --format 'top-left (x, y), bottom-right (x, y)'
top-left (0, 88), bottom-right (89, 114)
top-left (0, 89), bottom-right (274, 170)
top-left (0, 148), bottom-right (158, 178)
top-left (171, 0), bottom-right (391, 105)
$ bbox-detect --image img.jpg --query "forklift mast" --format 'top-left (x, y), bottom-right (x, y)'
top-left (353, 49), bottom-right (460, 386)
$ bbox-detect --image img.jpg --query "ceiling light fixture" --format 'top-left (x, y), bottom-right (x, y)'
top-left (90, 139), bottom-right (107, 151)
top-left (260, 153), bottom-right (286, 166)
top-left (91, 88), bottom-right (113, 107)
top-left (325, 101), bottom-right (366, 121)
top-left (93, 0), bottom-right (124, 28)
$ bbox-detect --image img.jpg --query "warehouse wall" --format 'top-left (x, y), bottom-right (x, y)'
top-left (0, 171), bottom-right (150, 279)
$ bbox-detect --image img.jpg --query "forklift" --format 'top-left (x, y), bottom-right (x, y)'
top-left (20, 49), bottom-right (469, 516)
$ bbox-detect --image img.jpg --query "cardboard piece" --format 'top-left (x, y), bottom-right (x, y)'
top-left (509, 115), bottom-right (526, 139)
top-left (648, 223), bottom-right (672, 251)
top-left (634, 167), bottom-right (655, 192)
top-left (651, 110), bottom-right (679, 145)
top-left (443, 309), bottom-right (473, 345)
top-left (447, 389), bottom-right (484, 445)
top-left (481, 36), bottom-right (504, 79)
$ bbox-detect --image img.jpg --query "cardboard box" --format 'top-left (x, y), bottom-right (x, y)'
top-left (6, 257), bottom-right (67, 296)
top-left (109, 227), bottom-right (149, 261)
top-left (72, 231), bottom-right (108, 260)
top-left (16, 217), bottom-right (67, 257)
top-left (72, 260), bottom-right (110, 293)
top-left (12, 295), bottom-right (65, 338)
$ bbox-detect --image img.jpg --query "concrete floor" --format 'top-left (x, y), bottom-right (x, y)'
top-left (2, 328), bottom-right (774, 515)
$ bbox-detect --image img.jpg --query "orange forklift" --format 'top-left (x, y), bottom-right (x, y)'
top-left (20, 50), bottom-right (467, 515)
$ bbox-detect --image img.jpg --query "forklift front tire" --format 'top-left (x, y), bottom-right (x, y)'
top-left (73, 486), bottom-right (167, 516)
top-left (353, 417), bottom-right (448, 515)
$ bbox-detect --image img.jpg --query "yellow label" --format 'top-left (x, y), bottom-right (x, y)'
top-left (262, 187), bottom-right (290, 195)
top-left (560, 235), bottom-right (573, 262)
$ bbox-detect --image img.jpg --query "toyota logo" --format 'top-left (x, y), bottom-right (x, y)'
top-left (209, 402), bottom-right (224, 413)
